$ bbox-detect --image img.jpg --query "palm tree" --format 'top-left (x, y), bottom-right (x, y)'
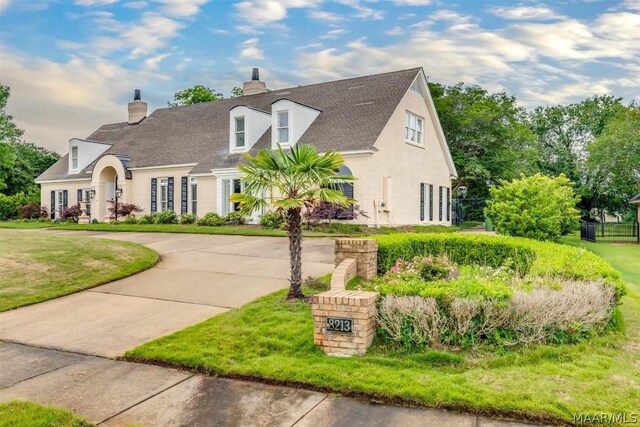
top-left (231, 144), bottom-right (354, 300)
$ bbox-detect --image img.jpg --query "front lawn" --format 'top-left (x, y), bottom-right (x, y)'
top-left (0, 401), bottom-right (93, 427)
top-left (0, 230), bottom-right (158, 311)
top-left (0, 221), bottom-right (466, 237)
top-left (126, 238), bottom-right (639, 425)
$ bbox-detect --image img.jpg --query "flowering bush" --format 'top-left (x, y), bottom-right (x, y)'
top-left (60, 204), bottom-right (81, 222)
top-left (18, 203), bottom-right (48, 219)
top-left (109, 203), bottom-right (142, 218)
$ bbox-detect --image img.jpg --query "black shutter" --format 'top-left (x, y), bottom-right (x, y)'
top-left (77, 189), bottom-right (83, 203)
top-left (439, 186), bottom-right (443, 221)
top-left (62, 190), bottom-right (68, 210)
top-left (181, 176), bottom-right (188, 214)
top-left (50, 191), bottom-right (55, 219)
top-left (151, 178), bottom-right (157, 212)
top-left (167, 177), bottom-right (174, 211)
top-left (420, 183), bottom-right (425, 221)
top-left (446, 187), bottom-right (451, 222)
top-left (429, 185), bottom-right (433, 221)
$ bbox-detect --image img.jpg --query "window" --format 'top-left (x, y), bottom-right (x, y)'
top-left (277, 111), bottom-right (289, 144)
top-left (429, 185), bottom-right (434, 221)
top-left (82, 189), bottom-right (92, 217)
top-left (71, 146), bottom-right (79, 170)
top-left (56, 190), bottom-right (64, 218)
top-left (234, 117), bottom-right (245, 148)
top-left (221, 178), bottom-right (243, 215)
top-left (190, 177), bottom-right (198, 215)
top-left (405, 112), bottom-right (424, 145)
top-left (439, 186), bottom-right (444, 222)
top-left (420, 183), bottom-right (425, 221)
top-left (159, 178), bottom-right (168, 211)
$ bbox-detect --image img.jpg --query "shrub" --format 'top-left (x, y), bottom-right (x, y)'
top-left (0, 192), bottom-right (38, 220)
top-left (197, 212), bottom-right (225, 227)
top-left (303, 275), bottom-right (330, 292)
top-left (109, 203), bottom-right (142, 218)
top-left (376, 280), bottom-right (616, 349)
top-left (18, 203), bottom-right (47, 219)
top-left (59, 204), bottom-right (81, 222)
top-left (260, 211), bottom-right (284, 229)
top-left (224, 211), bottom-right (246, 225)
top-left (484, 174), bottom-right (580, 241)
top-left (155, 210), bottom-right (178, 224)
top-left (137, 214), bottom-right (156, 225)
top-left (374, 234), bottom-right (535, 276)
top-left (180, 213), bottom-right (197, 224)
top-left (123, 215), bottom-right (138, 224)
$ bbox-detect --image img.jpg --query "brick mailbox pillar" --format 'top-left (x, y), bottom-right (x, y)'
top-left (334, 239), bottom-right (378, 280)
top-left (312, 290), bottom-right (379, 356)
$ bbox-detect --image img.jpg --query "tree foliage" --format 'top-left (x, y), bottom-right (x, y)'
top-left (485, 174), bottom-right (580, 241)
top-left (231, 144), bottom-right (354, 299)
top-left (528, 95), bottom-right (624, 215)
top-left (0, 84), bottom-right (60, 195)
top-left (587, 105), bottom-right (640, 216)
top-left (168, 85), bottom-right (223, 107)
top-left (428, 82), bottom-right (537, 198)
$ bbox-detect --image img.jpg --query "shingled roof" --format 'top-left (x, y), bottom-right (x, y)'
top-left (37, 68), bottom-right (421, 181)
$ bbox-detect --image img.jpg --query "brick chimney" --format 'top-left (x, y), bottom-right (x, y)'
top-left (242, 68), bottom-right (267, 96)
top-left (128, 89), bottom-right (147, 124)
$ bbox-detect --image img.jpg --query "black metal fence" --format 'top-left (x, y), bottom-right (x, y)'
top-left (452, 198), bottom-right (487, 226)
top-left (580, 221), bottom-right (639, 243)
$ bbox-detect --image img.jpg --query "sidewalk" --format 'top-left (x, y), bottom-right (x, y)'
top-left (0, 342), bottom-right (534, 427)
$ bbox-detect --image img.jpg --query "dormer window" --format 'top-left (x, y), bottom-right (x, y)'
top-left (277, 111), bottom-right (289, 144)
top-left (235, 117), bottom-right (245, 148)
top-left (71, 146), bottom-right (79, 171)
top-left (405, 111), bottom-right (424, 145)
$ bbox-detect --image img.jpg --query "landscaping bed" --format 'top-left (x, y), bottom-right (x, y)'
top-left (0, 230), bottom-right (158, 311)
top-left (125, 234), bottom-right (638, 425)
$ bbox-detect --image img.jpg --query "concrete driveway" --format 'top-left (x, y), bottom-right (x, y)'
top-left (0, 230), bottom-right (334, 357)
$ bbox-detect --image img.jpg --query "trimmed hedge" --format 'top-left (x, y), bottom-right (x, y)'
top-left (375, 234), bottom-right (536, 276)
top-left (373, 233), bottom-right (626, 301)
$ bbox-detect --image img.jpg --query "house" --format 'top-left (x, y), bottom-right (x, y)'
top-left (36, 68), bottom-right (458, 226)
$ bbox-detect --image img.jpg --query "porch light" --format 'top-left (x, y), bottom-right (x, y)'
top-left (89, 188), bottom-right (96, 199)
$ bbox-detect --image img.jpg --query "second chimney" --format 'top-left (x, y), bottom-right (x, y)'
top-left (128, 89), bottom-right (147, 124)
top-left (242, 68), bottom-right (267, 96)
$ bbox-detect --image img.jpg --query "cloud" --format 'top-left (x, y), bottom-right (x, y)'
top-left (489, 5), bottom-right (561, 21)
top-left (2, 49), bottom-right (166, 152)
top-left (234, 0), bottom-right (320, 30)
top-left (74, 0), bottom-right (118, 5)
top-left (123, 1), bottom-right (148, 8)
top-left (320, 28), bottom-right (346, 39)
top-left (335, 0), bottom-right (384, 20)
top-left (151, 0), bottom-right (208, 18)
top-left (0, 0), bottom-right (11, 12)
top-left (385, 26), bottom-right (404, 36)
top-left (57, 40), bottom-right (84, 50)
top-left (239, 37), bottom-right (265, 60)
top-left (309, 10), bottom-right (346, 23)
top-left (393, 0), bottom-right (432, 5)
top-left (144, 52), bottom-right (172, 69)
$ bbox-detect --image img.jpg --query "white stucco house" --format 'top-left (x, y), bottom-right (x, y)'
top-left (37, 68), bottom-right (458, 226)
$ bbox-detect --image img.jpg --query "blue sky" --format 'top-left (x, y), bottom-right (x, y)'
top-left (1, 0), bottom-right (639, 152)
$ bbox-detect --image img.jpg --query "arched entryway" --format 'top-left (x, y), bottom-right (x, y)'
top-left (90, 155), bottom-right (130, 222)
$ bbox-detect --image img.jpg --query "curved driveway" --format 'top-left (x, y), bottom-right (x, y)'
top-left (0, 230), bottom-right (334, 357)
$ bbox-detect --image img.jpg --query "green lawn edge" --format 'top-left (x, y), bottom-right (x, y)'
top-left (0, 230), bottom-right (159, 312)
top-left (0, 401), bottom-right (94, 427)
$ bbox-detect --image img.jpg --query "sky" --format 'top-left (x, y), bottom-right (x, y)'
top-left (1, 0), bottom-right (639, 153)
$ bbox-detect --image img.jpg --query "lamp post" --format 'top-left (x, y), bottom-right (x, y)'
top-left (454, 185), bottom-right (467, 226)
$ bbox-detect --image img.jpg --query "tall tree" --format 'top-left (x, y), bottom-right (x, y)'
top-left (529, 95), bottom-right (623, 215)
top-left (168, 85), bottom-right (223, 107)
top-left (428, 82), bottom-right (537, 198)
top-left (587, 105), bottom-right (640, 217)
top-left (231, 144), bottom-right (353, 300)
top-left (0, 84), bottom-right (60, 195)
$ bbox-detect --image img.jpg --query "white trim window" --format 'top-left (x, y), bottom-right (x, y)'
top-left (277, 110), bottom-right (289, 144)
top-left (71, 146), bottom-right (79, 171)
top-left (56, 190), bottom-right (64, 218)
top-left (159, 178), bottom-right (169, 211)
top-left (405, 111), bottom-right (424, 145)
top-left (190, 177), bottom-right (198, 215)
top-left (234, 117), bottom-right (245, 148)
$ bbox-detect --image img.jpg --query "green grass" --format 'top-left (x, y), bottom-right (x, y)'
top-left (0, 230), bottom-right (159, 311)
top-left (0, 401), bottom-right (94, 427)
top-left (126, 239), bottom-right (640, 425)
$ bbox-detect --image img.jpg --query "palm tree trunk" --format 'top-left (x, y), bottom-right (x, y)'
top-left (286, 207), bottom-right (304, 299)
